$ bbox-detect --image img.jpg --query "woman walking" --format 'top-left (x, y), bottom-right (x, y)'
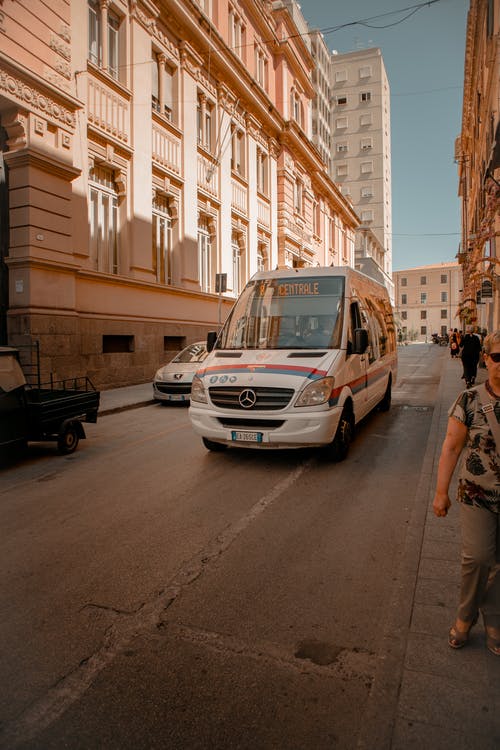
top-left (460, 325), bottom-right (482, 387)
top-left (449, 328), bottom-right (461, 358)
top-left (433, 330), bottom-right (500, 655)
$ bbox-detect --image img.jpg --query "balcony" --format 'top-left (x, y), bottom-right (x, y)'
top-left (152, 124), bottom-right (181, 175)
top-left (87, 76), bottom-right (129, 144)
top-left (197, 152), bottom-right (218, 197)
top-left (231, 179), bottom-right (247, 214)
top-left (257, 196), bottom-right (270, 227)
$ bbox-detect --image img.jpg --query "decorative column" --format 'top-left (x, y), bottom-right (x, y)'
top-left (100, 0), bottom-right (109, 72)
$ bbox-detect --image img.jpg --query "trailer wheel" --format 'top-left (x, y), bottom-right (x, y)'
top-left (329, 406), bottom-right (353, 462)
top-left (57, 422), bottom-right (80, 454)
top-left (202, 437), bottom-right (227, 452)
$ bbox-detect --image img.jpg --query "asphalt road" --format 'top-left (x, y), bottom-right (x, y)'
top-left (0, 344), bottom-right (442, 749)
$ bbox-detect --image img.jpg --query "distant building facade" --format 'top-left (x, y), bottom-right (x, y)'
top-left (329, 48), bottom-right (393, 288)
top-left (394, 262), bottom-right (461, 341)
top-left (456, 0), bottom-right (500, 333)
top-left (310, 29), bottom-right (332, 174)
top-left (0, 0), bottom-right (358, 387)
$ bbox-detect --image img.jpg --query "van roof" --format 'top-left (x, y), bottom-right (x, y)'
top-left (249, 266), bottom-right (390, 292)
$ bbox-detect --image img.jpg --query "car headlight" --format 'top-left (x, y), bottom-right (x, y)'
top-left (295, 377), bottom-right (335, 407)
top-left (154, 368), bottom-right (164, 381)
top-left (190, 375), bottom-right (208, 403)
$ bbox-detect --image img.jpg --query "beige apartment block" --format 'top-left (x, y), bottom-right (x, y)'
top-left (330, 47), bottom-right (393, 283)
top-left (0, 0), bottom-right (358, 387)
top-left (394, 262), bottom-right (462, 342)
top-left (456, 0), bottom-right (500, 333)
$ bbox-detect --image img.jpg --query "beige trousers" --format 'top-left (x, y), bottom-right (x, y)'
top-left (458, 502), bottom-right (500, 628)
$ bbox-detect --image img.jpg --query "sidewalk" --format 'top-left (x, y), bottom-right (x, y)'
top-left (98, 381), bottom-right (155, 416)
top-left (359, 352), bottom-right (500, 750)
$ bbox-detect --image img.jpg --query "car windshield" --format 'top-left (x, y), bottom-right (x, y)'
top-left (172, 344), bottom-right (207, 363)
top-left (217, 276), bottom-right (345, 350)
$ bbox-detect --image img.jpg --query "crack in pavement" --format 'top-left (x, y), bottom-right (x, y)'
top-left (0, 460), bottom-right (312, 749)
top-left (157, 622), bottom-right (377, 682)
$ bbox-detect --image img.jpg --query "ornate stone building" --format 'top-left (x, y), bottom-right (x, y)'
top-left (456, 0), bottom-right (500, 333)
top-left (0, 0), bottom-right (358, 387)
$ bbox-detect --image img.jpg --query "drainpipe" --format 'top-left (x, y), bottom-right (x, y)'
top-left (0, 131), bottom-right (9, 346)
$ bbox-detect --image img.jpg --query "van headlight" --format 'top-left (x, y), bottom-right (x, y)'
top-left (191, 375), bottom-right (208, 403)
top-left (295, 377), bottom-right (335, 407)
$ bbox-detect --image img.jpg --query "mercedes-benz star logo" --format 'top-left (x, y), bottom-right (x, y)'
top-left (239, 389), bottom-right (257, 409)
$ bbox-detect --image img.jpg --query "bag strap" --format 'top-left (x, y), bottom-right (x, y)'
top-left (474, 383), bottom-right (500, 450)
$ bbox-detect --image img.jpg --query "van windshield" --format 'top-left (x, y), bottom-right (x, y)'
top-left (218, 276), bottom-right (345, 350)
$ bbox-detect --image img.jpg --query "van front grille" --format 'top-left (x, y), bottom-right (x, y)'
top-left (208, 386), bottom-right (294, 410)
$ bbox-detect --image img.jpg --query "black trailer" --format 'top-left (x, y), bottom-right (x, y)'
top-left (0, 344), bottom-right (100, 460)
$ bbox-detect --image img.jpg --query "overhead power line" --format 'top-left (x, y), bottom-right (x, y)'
top-left (276, 0), bottom-right (444, 47)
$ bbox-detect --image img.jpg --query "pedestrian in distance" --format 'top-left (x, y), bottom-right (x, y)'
top-left (460, 324), bottom-right (483, 387)
top-left (450, 328), bottom-right (460, 359)
top-left (433, 330), bottom-right (500, 656)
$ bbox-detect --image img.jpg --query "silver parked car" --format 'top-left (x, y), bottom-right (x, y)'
top-left (153, 342), bottom-right (208, 404)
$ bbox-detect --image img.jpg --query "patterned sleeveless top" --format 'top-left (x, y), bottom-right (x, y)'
top-left (449, 388), bottom-right (500, 513)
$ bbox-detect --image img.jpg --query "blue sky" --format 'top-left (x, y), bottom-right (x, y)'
top-left (302, 0), bottom-right (468, 271)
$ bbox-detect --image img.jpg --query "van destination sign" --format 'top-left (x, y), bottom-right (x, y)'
top-left (256, 276), bottom-right (343, 298)
top-left (277, 281), bottom-right (320, 296)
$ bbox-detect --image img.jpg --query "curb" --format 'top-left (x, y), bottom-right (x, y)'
top-left (99, 399), bottom-right (156, 417)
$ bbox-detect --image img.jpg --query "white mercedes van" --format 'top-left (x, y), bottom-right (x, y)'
top-left (189, 267), bottom-right (397, 461)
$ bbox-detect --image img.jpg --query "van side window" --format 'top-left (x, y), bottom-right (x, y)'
top-left (363, 295), bottom-right (385, 360)
top-left (381, 299), bottom-right (396, 352)
top-left (358, 300), bottom-right (376, 363)
top-left (348, 302), bottom-right (362, 355)
top-left (368, 294), bottom-right (396, 356)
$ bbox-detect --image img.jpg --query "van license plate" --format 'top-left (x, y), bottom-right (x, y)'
top-left (231, 431), bottom-right (263, 443)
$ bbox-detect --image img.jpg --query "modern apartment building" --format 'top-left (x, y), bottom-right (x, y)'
top-left (456, 0), bottom-right (500, 333)
top-left (0, 0), bottom-right (358, 387)
top-left (393, 262), bottom-right (462, 342)
top-left (329, 48), bottom-right (393, 284)
top-left (310, 29), bottom-right (332, 174)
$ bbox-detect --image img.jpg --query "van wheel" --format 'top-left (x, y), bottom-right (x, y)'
top-left (379, 379), bottom-right (392, 412)
top-left (57, 423), bottom-right (80, 454)
top-left (329, 407), bottom-right (353, 462)
top-left (202, 437), bottom-right (227, 452)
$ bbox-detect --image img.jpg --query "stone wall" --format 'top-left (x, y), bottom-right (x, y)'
top-left (8, 313), bottom-right (220, 389)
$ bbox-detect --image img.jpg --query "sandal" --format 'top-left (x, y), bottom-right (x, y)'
top-left (449, 625), bottom-right (471, 649)
top-left (485, 630), bottom-right (500, 656)
top-left (448, 614), bottom-right (478, 649)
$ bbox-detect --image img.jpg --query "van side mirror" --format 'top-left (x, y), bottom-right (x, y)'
top-left (206, 331), bottom-right (218, 352)
top-left (353, 328), bottom-right (368, 355)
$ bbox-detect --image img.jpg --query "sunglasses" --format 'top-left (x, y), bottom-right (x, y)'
top-left (488, 352), bottom-right (500, 363)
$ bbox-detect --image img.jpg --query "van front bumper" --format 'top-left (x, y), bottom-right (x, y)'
top-left (188, 404), bottom-right (342, 449)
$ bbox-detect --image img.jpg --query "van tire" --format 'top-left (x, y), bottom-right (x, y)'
top-left (329, 407), bottom-right (353, 462)
top-left (379, 379), bottom-right (392, 412)
top-left (202, 437), bottom-right (227, 452)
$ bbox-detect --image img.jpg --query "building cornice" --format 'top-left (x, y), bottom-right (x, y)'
top-left (0, 54), bottom-right (81, 130)
top-left (3, 146), bottom-right (81, 181)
